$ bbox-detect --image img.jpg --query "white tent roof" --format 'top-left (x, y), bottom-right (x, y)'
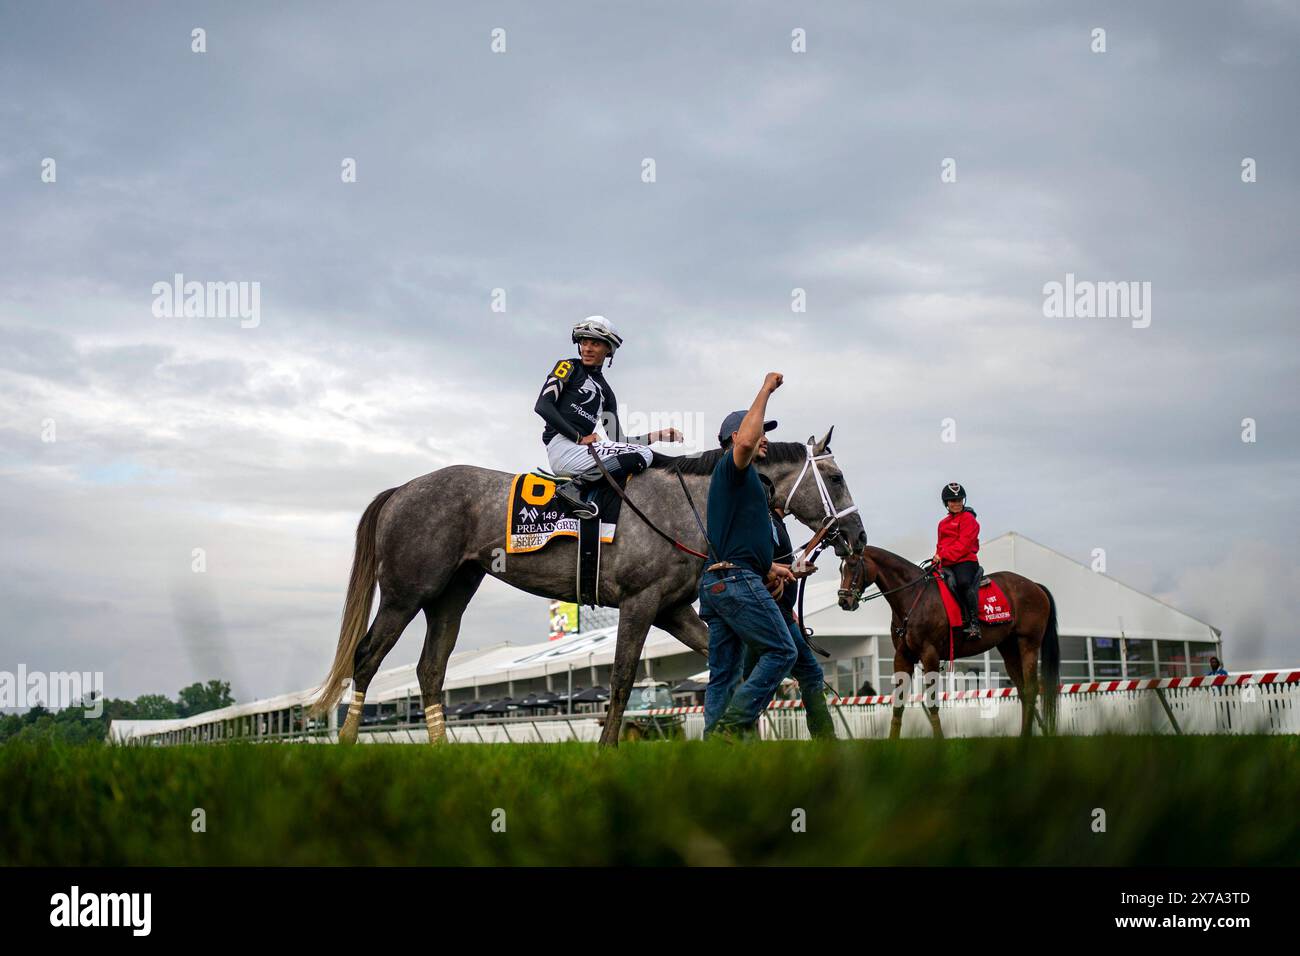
top-left (106, 685), bottom-right (326, 742)
top-left (798, 532), bottom-right (1220, 642)
top-left (363, 622), bottom-right (690, 704)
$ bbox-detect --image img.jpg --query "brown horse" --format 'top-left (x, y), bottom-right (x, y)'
top-left (837, 546), bottom-right (1059, 737)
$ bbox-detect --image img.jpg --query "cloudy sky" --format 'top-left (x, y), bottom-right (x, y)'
top-left (2, 1), bottom-right (1297, 703)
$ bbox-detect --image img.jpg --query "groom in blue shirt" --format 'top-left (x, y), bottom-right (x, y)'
top-left (699, 372), bottom-right (798, 739)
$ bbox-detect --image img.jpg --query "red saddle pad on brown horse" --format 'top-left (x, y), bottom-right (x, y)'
top-left (936, 574), bottom-right (1014, 628)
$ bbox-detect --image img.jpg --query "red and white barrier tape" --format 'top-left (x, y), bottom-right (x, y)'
top-left (642, 670), bottom-right (1300, 715)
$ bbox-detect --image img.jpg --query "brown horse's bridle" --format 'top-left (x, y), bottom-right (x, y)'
top-left (838, 552), bottom-right (932, 606)
top-left (840, 554), bottom-right (935, 642)
top-left (838, 552), bottom-right (870, 605)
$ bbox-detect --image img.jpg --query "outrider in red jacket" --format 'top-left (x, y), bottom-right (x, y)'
top-left (936, 509), bottom-right (980, 565)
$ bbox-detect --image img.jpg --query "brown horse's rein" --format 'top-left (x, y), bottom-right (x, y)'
top-left (850, 567), bottom-right (932, 603)
top-left (847, 561), bottom-right (954, 656)
top-left (841, 558), bottom-right (935, 640)
top-left (896, 578), bottom-right (929, 641)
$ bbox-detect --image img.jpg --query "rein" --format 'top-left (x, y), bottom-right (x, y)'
top-left (845, 558), bottom-right (966, 665)
top-left (897, 578), bottom-right (929, 642)
top-left (841, 558), bottom-right (935, 642)
top-left (795, 543), bottom-right (833, 659)
top-left (673, 462), bottom-right (814, 564)
top-left (672, 464), bottom-right (715, 563)
top-left (855, 571), bottom-right (932, 603)
top-left (586, 446), bottom-right (709, 559)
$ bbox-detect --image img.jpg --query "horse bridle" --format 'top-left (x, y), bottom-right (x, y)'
top-left (781, 443), bottom-right (862, 568)
top-left (838, 553), bottom-right (936, 642)
top-left (838, 552), bottom-right (934, 606)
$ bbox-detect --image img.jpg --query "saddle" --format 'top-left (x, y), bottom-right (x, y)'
top-left (505, 471), bottom-right (623, 607)
top-left (936, 568), bottom-right (1013, 629)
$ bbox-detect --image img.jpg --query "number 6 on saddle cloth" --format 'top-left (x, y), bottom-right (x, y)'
top-left (504, 462), bottom-right (638, 608)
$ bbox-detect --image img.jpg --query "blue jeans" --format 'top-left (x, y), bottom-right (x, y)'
top-left (700, 567), bottom-right (797, 736)
top-left (742, 619), bottom-right (826, 696)
top-left (703, 620), bottom-right (827, 730)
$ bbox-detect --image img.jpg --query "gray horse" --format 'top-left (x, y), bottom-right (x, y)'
top-left (310, 430), bottom-right (866, 746)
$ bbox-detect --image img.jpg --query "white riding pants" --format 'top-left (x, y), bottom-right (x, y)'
top-left (546, 435), bottom-right (653, 476)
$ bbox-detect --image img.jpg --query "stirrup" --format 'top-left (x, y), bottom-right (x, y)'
top-left (556, 482), bottom-right (598, 519)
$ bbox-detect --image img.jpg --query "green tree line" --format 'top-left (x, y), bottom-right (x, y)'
top-left (0, 680), bottom-right (234, 745)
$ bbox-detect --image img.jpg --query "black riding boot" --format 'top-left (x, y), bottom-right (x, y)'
top-left (964, 587), bottom-right (981, 639)
top-left (555, 467), bottom-right (602, 519)
top-left (556, 452), bottom-right (647, 520)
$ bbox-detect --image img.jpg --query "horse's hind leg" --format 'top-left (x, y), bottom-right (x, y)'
top-left (1017, 637), bottom-right (1041, 737)
top-left (997, 641), bottom-right (1028, 737)
top-left (653, 602), bottom-right (709, 657)
top-left (417, 564), bottom-right (485, 744)
top-left (338, 594), bottom-right (422, 744)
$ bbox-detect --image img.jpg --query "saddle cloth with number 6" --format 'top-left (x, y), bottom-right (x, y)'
top-left (506, 473), bottom-right (617, 554)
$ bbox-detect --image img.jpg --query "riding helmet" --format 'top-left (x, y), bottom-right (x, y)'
top-left (571, 315), bottom-right (623, 353)
top-left (941, 482), bottom-right (966, 503)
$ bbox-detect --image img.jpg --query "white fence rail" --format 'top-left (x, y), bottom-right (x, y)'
top-left (648, 671), bottom-right (1300, 740)
top-left (312, 715), bottom-right (606, 744)
top-left (113, 671), bottom-right (1300, 745)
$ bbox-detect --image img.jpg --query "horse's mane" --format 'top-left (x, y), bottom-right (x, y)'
top-left (650, 441), bottom-right (812, 476)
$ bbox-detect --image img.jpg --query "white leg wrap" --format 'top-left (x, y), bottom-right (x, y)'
top-left (424, 703), bottom-right (446, 741)
top-left (338, 689), bottom-right (364, 743)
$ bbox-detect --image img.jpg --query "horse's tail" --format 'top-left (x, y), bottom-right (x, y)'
top-left (309, 487), bottom-right (399, 717)
top-left (1038, 584), bottom-right (1060, 734)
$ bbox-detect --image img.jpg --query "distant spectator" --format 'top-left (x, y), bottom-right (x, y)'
top-left (856, 679), bottom-right (878, 697)
top-left (1207, 656), bottom-right (1228, 677)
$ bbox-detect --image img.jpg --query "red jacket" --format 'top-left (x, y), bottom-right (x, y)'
top-left (936, 510), bottom-right (979, 565)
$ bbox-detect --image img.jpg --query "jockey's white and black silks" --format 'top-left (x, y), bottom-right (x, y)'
top-left (534, 357), bottom-right (649, 448)
top-left (535, 356), bottom-right (653, 477)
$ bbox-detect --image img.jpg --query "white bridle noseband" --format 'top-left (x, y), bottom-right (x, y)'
top-left (783, 443), bottom-right (860, 524)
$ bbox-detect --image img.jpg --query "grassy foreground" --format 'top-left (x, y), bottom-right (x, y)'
top-left (1, 736), bottom-right (1296, 866)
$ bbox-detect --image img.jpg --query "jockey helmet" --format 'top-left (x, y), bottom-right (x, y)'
top-left (941, 482), bottom-right (966, 503)
top-left (571, 315), bottom-right (623, 353)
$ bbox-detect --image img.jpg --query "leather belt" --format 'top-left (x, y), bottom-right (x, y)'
top-left (705, 561), bottom-right (738, 573)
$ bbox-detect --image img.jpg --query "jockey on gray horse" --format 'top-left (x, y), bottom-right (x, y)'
top-left (534, 315), bottom-right (683, 517)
